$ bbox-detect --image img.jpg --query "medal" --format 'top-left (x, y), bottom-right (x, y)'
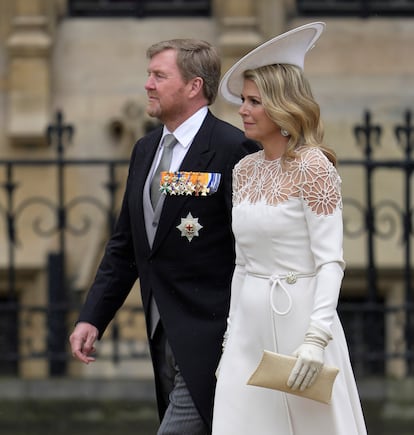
top-left (160, 171), bottom-right (221, 196)
top-left (177, 212), bottom-right (203, 242)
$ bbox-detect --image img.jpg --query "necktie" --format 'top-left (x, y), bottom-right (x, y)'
top-left (150, 134), bottom-right (177, 208)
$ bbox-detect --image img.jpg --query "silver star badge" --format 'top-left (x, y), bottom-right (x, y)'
top-left (177, 212), bottom-right (203, 242)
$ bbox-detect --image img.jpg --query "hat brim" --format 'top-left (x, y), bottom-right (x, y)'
top-left (219, 22), bottom-right (325, 105)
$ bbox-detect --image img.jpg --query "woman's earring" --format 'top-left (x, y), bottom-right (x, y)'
top-left (280, 129), bottom-right (289, 137)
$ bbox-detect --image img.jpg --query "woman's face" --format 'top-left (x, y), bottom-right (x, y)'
top-left (238, 79), bottom-right (280, 147)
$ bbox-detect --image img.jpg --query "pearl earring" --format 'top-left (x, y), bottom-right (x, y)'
top-left (280, 129), bottom-right (289, 137)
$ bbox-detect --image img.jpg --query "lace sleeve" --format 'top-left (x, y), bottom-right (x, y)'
top-left (232, 153), bottom-right (259, 206)
top-left (299, 147), bottom-right (342, 217)
top-left (232, 148), bottom-right (342, 210)
top-left (300, 148), bottom-right (345, 335)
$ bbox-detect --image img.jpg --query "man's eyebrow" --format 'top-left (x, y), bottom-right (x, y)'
top-left (147, 67), bottom-right (168, 75)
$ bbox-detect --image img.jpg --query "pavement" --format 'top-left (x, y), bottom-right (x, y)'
top-left (0, 378), bottom-right (414, 434)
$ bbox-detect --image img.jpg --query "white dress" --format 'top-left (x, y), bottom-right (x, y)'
top-left (212, 147), bottom-right (367, 435)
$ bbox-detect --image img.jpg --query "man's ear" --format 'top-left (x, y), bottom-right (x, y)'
top-left (188, 77), bottom-right (203, 98)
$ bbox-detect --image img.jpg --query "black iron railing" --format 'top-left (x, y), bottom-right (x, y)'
top-left (0, 111), bottom-right (135, 375)
top-left (338, 109), bottom-right (414, 376)
top-left (1, 109), bottom-right (414, 378)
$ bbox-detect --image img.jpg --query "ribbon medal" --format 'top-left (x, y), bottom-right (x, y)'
top-left (160, 171), bottom-right (221, 196)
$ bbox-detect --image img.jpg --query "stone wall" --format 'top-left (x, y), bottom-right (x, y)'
top-left (1, 0), bottom-right (414, 379)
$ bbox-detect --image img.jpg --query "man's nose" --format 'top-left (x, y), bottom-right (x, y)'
top-left (145, 75), bottom-right (155, 90)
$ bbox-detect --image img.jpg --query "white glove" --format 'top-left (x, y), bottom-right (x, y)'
top-left (287, 325), bottom-right (331, 391)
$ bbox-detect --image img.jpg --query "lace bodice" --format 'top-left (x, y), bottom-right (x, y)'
top-left (233, 147), bottom-right (342, 217)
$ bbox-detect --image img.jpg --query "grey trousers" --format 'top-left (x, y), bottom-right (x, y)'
top-left (152, 326), bottom-right (209, 435)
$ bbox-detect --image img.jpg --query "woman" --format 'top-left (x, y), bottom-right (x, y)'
top-left (212, 23), bottom-right (367, 434)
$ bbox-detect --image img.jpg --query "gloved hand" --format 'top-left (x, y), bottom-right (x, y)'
top-left (287, 325), bottom-right (331, 391)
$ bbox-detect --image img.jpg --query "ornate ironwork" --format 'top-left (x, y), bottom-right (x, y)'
top-left (1, 109), bottom-right (414, 377)
top-left (339, 108), bottom-right (414, 375)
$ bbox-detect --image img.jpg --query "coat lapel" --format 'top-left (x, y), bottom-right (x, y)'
top-left (150, 112), bottom-right (216, 254)
top-left (133, 129), bottom-right (163, 253)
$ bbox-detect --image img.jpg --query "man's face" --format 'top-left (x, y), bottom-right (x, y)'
top-left (145, 49), bottom-right (189, 126)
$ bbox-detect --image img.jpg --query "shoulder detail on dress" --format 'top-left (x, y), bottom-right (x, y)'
top-left (234, 150), bottom-right (263, 169)
top-left (294, 146), bottom-right (332, 164)
top-left (290, 146), bottom-right (339, 181)
top-left (295, 147), bottom-right (342, 217)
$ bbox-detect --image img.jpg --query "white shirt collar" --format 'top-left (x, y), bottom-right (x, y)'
top-left (162, 106), bottom-right (208, 148)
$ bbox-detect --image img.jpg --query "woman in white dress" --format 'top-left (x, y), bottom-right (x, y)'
top-left (212, 23), bottom-right (367, 434)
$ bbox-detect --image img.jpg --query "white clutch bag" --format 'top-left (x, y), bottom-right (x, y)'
top-left (247, 350), bottom-right (339, 404)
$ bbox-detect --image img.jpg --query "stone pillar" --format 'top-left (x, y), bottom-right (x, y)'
top-left (258, 0), bottom-right (291, 39)
top-left (212, 0), bottom-right (262, 123)
top-left (214, 0), bottom-right (262, 58)
top-left (212, 0), bottom-right (292, 123)
top-left (5, 0), bottom-right (53, 147)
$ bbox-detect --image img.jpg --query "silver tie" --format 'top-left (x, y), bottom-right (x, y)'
top-left (150, 134), bottom-right (177, 208)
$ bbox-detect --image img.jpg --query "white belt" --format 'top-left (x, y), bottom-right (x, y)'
top-left (248, 271), bottom-right (316, 316)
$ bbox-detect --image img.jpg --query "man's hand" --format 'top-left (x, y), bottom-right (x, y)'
top-left (69, 322), bottom-right (99, 364)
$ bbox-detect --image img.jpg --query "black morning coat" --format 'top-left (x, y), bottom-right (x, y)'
top-left (78, 110), bottom-right (259, 430)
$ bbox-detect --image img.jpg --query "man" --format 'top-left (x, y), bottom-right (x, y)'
top-left (69, 39), bottom-right (258, 434)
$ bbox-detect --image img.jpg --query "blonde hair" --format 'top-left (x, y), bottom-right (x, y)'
top-left (243, 64), bottom-right (336, 166)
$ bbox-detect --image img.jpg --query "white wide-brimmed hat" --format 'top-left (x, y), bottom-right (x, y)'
top-left (219, 22), bottom-right (325, 105)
